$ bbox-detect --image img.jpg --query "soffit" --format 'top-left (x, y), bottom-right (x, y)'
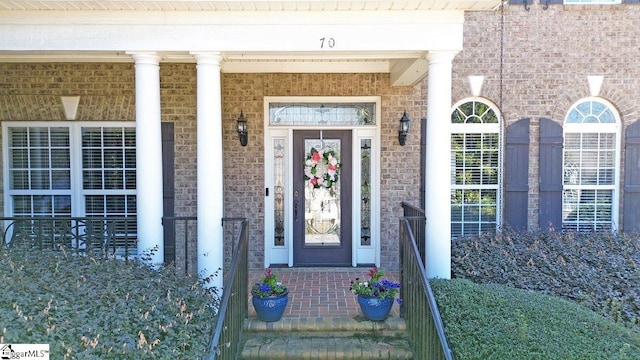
top-left (0, 1), bottom-right (502, 85)
top-left (0, 0), bottom-right (502, 12)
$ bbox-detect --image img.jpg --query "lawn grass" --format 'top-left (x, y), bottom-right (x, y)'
top-left (431, 279), bottom-right (640, 360)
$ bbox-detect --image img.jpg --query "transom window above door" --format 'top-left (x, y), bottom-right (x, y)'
top-left (269, 102), bottom-right (376, 126)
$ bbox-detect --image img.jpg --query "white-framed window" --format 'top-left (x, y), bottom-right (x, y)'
top-left (562, 98), bottom-right (620, 232)
top-left (450, 98), bottom-right (503, 238)
top-left (3, 122), bottom-right (136, 218)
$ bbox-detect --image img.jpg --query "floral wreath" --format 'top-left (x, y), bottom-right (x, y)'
top-left (304, 147), bottom-right (340, 189)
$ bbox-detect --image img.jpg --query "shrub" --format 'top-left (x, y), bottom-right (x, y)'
top-left (0, 247), bottom-right (218, 359)
top-left (431, 279), bottom-right (640, 360)
top-left (451, 229), bottom-right (640, 329)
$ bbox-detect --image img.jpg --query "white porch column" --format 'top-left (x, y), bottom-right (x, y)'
top-left (193, 52), bottom-right (224, 289)
top-left (130, 52), bottom-right (164, 265)
top-left (424, 51), bottom-right (457, 279)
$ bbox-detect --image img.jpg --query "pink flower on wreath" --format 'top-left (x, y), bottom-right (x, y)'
top-left (312, 150), bottom-right (322, 162)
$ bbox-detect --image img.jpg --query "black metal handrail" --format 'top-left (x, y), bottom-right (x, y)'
top-left (400, 215), bottom-right (454, 360)
top-left (162, 216), bottom-right (197, 274)
top-left (401, 202), bottom-right (426, 263)
top-left (162, 216), bottom-right (246, 277)
top-left (207, 218), bottom-right (249, 360)
top-left (0, 216), bottom-right (137, 260)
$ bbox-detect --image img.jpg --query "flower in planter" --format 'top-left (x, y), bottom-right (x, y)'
top-left (251, 268), bottom-right (287, 298)
top-left (350, 268), bottom-right (401, 303)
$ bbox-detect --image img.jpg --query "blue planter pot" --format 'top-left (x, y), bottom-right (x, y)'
top-left (251, 289), bottom-right (289, 322)
top-left (357, 294), bottom-right (394, 321)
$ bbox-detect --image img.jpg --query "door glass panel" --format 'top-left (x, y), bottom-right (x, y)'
top-left (304, 138), bottom-right (341, 246)
top-left (273, 139), bottom-right (285, 246)
top-left (360, 139), bottom-right (371, 246)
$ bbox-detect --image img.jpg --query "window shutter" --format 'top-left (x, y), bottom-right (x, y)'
top-left (504, 118), bottom-right (530, 231)
top-left (539, 118), bottom-right (563, 231)
top-left (162, 122), bottom-right (176, 265)
top-left (623, 120), bottom-right (640, 232)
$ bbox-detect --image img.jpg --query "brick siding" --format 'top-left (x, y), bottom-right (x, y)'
top-left (0, 64), bottom-right (422, 271)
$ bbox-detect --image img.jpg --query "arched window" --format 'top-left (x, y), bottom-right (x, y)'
top-left (563, 98), bottom-right (620, 232)
top-left (450, 99), bottom-right (502, 238)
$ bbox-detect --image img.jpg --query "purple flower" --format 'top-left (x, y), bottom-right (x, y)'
top-left (259, 284), bottom-right (271, 293)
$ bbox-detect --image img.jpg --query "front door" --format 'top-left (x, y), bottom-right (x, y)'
top-left (293, 130), bottom-right (352, 266)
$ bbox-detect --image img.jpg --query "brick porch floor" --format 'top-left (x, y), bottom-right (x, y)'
top-left (248, 267), bottom-right (400, 319)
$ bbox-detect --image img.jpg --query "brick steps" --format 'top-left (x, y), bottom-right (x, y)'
top-left (239, 317), bottom-right (413, 360)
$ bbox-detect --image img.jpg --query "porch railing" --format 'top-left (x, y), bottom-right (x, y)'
top-left (0, 216), bottom-right (137, 259)
top-left (400, 213), bottom-right (454, 360)
top-left (162, 216), bottom-right (197, 274)
top-left (207, 218), bottom-right (249, 360)
top-left (162, 217), bottom-right (245, 277)
top-left (401, 202), bottom-right (426, 263)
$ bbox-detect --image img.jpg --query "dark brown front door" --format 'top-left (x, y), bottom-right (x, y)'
top-left (293, 130), bottom-right (352, 266)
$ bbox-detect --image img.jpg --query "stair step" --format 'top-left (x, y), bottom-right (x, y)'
top-left (240, 317), bottom-right (413, 359)
top-left (244, 316), bottom-right (407, 333)
top-left (240, 332), bottom-right (414, 360)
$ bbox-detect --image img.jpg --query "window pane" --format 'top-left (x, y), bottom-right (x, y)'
top-left (13, 195), bottom-right (32, 214)
top-left (51, 149), bottom-right (70, 168)
top-left (33, 195), bottom-right (52, 215)
top-left (125, 170), bottom-right (136, 190)
top-left (85, 195), bottom-right (105, 213)
top-left (50, 128), bottom-right (70, 146)
top-left (29, 148), bottom-right (50, 168)
top-left (104, 170), bottom-right (124, 189)
top-left (83, 170), bottom-right (103, 189)
top-left (10, 149), bottom-right (29, 168)
top-left (11, 171), bottom-right (29, 190)
top-left (103, 128), bottom-right (123, 147)
top-left (30, 170), bottom-right (50, 190)
top-left (54, 195), bottom-right (72, 215)
top-left (29, 128), bottom-right (50, 147)
top-left (125, 149), bottom-right (136, 168)
top-left (9, 129), bottom-right (28, 147)
top-left (104, 149), bottom-right (123, 168)
top-left (52, 170), bottom-right (71, 189)
top-left (83, 149), bottom-right (103, 168)
top-left (82, 127), bottom-right (103, 147)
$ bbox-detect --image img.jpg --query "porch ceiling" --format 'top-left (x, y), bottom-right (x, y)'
top-left (0, 0), bottom-right (503, 12)
top-left (0, 1), bottom-right (502, 86)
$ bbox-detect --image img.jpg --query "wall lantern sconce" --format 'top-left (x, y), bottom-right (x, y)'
top-left (236, 111), bottom-right (248, 146)
top-left (398, 110), bottom-right (411, 146)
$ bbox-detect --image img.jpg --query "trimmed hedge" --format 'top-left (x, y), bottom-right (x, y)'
top-left (0, 247), bottom-right (218, 359)
top-left (451, 229), bottom-right (640, 329)
top-left (431, 279), bottom-right (640, 360)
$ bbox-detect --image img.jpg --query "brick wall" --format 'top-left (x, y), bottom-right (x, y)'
top-left (0, 64), bottom-right (422, 271)
top-left (457, 4), bottom-right (640, 230)
top-left (222, 73), bottom-right (423, 269)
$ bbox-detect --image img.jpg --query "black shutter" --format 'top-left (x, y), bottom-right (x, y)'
top-left (504, 119), bottom-right (530, 231)
top-left (161, 122), bottom-right (176, 265)
top-left (623, 120), bottom-right (640, 232)
top-left (539, 118), bottom-right (563, 231)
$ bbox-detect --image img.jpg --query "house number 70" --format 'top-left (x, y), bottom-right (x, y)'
top-left (320, 37), bottom-right (335, 49)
